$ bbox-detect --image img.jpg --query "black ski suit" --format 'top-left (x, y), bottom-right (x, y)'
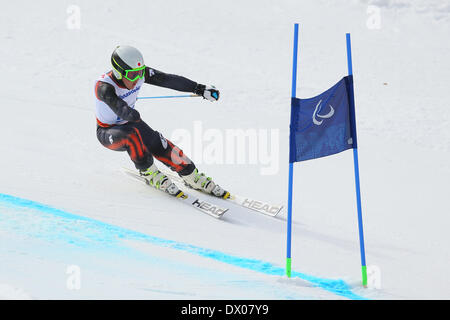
top-left (95, 67), bottom-right (203, 175)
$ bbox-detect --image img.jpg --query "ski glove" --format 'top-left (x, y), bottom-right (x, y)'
top-left (194, 84), bottom-right (220, 102)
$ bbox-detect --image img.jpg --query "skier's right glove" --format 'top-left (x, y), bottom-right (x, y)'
top-left (194, 84), bottom-right (220, 102)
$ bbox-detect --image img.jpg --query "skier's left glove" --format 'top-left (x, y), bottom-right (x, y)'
top-left (194, 84), bottom-right (220, 102)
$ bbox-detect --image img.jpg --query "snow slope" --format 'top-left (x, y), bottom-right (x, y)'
top-left (0, 0), bottom-right (449, 299)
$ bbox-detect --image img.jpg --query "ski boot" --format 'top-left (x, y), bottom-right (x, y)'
top-left (140, 164), bottom-right (185, 198)
top-left (181, 168), bottom-right (230, 199)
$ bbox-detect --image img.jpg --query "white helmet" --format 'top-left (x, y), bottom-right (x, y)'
top-left (111, 45), bottom-right (145, 80)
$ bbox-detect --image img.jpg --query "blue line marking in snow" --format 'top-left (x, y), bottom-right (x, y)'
top-left (0, 193), bottom-right (366, 300)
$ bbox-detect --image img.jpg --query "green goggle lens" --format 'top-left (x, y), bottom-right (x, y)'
top-left (124, 66), bottom-right (146, 81)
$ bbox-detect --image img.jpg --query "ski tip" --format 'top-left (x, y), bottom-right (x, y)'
top-left (217, 209), bottom-right (229, 218)
top-left (273, 206), bottom-right (284, 217)
top-left (211, 209), bottom-right (228, 219)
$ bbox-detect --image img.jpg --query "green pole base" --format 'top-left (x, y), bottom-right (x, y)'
top-left (362, 265), bottom-right (368, 287)
top-left (286, 258), bottom-right (292, 278)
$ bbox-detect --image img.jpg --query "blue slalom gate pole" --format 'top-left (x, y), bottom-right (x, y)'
top-left (286, 23), bottom-right (299, 278)
top-left (346, 33), bottom-right (368, 287)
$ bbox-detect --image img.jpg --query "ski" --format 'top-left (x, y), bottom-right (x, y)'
top-left (162, 170), bottom-right (283, 217)
top-left (122, 168), bottom-right (228, 219)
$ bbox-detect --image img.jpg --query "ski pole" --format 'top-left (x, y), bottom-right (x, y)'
top-left (137, 94), bottom-right (201, 100)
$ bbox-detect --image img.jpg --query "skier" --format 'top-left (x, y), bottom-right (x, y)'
top-left (94, 45), bottom-right (229, 198)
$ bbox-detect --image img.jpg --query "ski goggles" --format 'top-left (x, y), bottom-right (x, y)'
top-left (122, 65), bottom-right (146, 82)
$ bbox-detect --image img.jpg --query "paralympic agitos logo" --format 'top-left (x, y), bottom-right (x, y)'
top-left (312, 99), bottom-right (334, 125)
